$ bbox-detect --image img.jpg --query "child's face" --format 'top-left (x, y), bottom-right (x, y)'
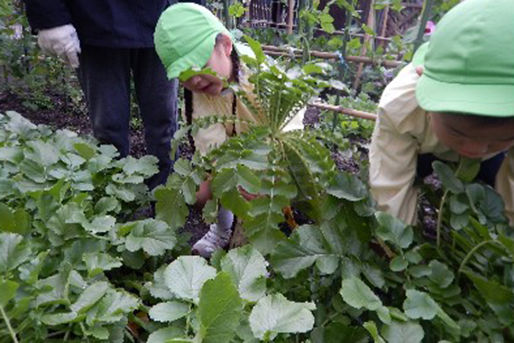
top-left (430, 112), bottom-right (514, 158)
top-left (182, 34), bottom-right (233, 96)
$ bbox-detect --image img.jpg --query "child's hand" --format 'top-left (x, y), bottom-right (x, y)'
top-left (415, 66), bottom-right (424, 77)
top-left (183, 74), bottom-right (225, 96)
top-left (238, 186), bottom-right (260, 201)
top-left (196, 179), bottom-right (212, 207)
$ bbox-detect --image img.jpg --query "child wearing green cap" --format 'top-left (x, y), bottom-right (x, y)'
top-left (154, 3), bottom-right (304, 257)
top-left (369, 0), bottom-right (514, 226)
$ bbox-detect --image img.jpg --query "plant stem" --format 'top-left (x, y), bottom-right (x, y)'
top-left (436, 189), bottom-right (448, 248)
top-left (414, 0), bottom-right (434, 51)
top-left (458, 240), bottom-right (497, 275)
top-left (0, 305), bottom-right (19, 343)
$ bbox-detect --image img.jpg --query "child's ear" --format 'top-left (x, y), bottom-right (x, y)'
top-left (218, 33), bottom-right (233, 57)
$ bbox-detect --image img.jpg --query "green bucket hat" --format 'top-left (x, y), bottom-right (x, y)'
top-left (154, 3), bottom-right (231, 79)
top-left (415, 0), bottom-right (514, 117)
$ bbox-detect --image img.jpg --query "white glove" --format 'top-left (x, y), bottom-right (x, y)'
top-left (37, 24), bottom-right (81, 68)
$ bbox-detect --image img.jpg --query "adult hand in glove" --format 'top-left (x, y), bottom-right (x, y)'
top-left (37, 24), bottom-right (81, 68)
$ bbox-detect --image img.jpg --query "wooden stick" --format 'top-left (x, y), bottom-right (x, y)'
top-left (379, 6), bottom-right (390, 48)
top-left (261, 47), bottom-right (403, 68)
top-left (353, 0), bottom-right (375, 90)
top-left (287, 0), bottom-right (295, 34)
top-left (308, 102), bottom-right (377, 121)
top-left (249, 20), bottom-right (393, 42)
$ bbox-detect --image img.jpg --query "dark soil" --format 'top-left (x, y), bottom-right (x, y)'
top-left (0, 92), bottom-right (147, 158)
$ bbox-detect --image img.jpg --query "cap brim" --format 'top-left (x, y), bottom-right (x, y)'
top-left (416, 74), bottom-right (514, 117)
top-left (164, 34), bottom-right (217, 79)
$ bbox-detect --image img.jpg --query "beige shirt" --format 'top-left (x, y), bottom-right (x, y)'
top-left (369, 63), bottom-right (514, 225)
top-left (190, 66), bottom-right (305, 155)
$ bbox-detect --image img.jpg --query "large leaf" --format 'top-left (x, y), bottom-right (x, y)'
top-left (381, 321), bottom-right (424, 343)
top-left (0, 280), bottom-right (18, 307)
top-left (249, 294), bottom-right (315, 340)
top-left (270, 225), bottom-right (339, 278)
top-left (375, 212), bottom-right (413, 249)
top-left (149, 301), bottom-right (190, 323)
top-left (0, 203), bottom-right (30, 234)
top-left (340, 277), bottom-right (382, 311)
top-left (70, 281), bottom-right (110, 313)
top-left (403, 289), bottom-right (438, 320)
top-left (197, 272), bottom-right (243, 343)
top-left (164, 256), bottom-right (217, 303)
top-left (220, 245), bottom-right (268, 301)
top-left (155, 186), bottom-right (189, 230)
top-left (432, 161), bottom-right (463, 193)
top-left (0, 233), bottom-right (31, 273)
top-left (123, 219), bottom-right (176, 256)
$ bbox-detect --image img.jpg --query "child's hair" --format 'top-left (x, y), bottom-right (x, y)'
top-left (184, 33), bottom-right (241, 150)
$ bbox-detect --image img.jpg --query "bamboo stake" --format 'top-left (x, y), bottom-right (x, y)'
top-left (379, 5), bottom-right (390, 48)
top-left (248, 20), bottom-right (393, 42)
top-left (353, 0), bottom-right (375, 91)
top-left (261, 47), bottom-right (403, 68)
top-left (308, 102), bottom-right (377, 121)
top-left (287, 0), bottom-right (295, 34)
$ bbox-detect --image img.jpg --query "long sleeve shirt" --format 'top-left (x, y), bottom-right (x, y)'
top-left (369, 63), bottom-right (514, 225)
top-left (190, 64), bottom-right (304, 155)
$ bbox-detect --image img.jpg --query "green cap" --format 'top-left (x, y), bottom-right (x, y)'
top-left (415, 0), bottom-right (514, 117)
top-left (154, 3), bottom-right (231, 79)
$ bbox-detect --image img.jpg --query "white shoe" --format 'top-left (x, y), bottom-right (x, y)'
top-left (192, 223), bottom-right (233, 258)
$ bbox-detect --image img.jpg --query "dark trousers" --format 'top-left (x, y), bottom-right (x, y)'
top-left (417, 152), bottom-right (506, 187)
top-left (77, 45), bottom-right (178, 189)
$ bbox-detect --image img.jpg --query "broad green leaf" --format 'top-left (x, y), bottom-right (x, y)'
top-left (164, 256), bottom-right (217, 303)
top-left (403, 289), bottom-right (438, 320)
top-left (121, 155), bottom-right (159, 177)
top-left (197, 272), bottom-right (243, 343)
top-left (220, 245), bottom-right (268, 301)
top-left (326, 172), bottom-right (366, 201)
top-left (390, 255), bottom-right (408, 272)
top-left (70, 281), bottom-right (109, 313)
top-left (381, 321), bottom-right (424, 343)
top-left (249, 294), bottom-right (315, 340)
top-left (456, 157), bottom-right (480, 182)
top-left (146, 265), bottom-right (174, 300)
top-left (0, 203), bottom-right (30, 234)
top-left (244, 35), bottom-right (265, 64)
top-left (149, 301), bottom-right (190, 323)
top-left (0, 280), bottom-right (18, 307)
top-left (74, 142), bottom-right (97, 160)
top-left (340, 277), bottom-right (382, 311)
top-left (87, 289), bottom-right (140, 324)
top-left (41, 312), bottom-right (78, 326)
top-left (271, 225), bottom-right (338, 278)
top-left (363, 321), bottom-right (385, 343)
top-left (0, 233), bottom-right (31, 273)
top-left (155, 186), bottom-right (189, 230)
top-left (375, 212), bottom-right (413, 249)
top-left (432, 161), bottom-right (463, 193)
top-left (36, 272), bottom-right (70, 307)
top-left (212, 168), bottom-right (238, 197)
top-left (427, 260), bottom-right (454, 289)
top-left (83, 253), bottom-right (122, 277)
top-left (147, 327), bottom-right (183, 343)
top-left (83, 215), bottom-right (116, 234)
top-left (124, 219), bottom-right (176, 256)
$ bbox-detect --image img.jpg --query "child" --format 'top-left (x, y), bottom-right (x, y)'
top-left (154, 3), bottom-right (304, 257)
top-left (369, 0), bottom-right (514, 226)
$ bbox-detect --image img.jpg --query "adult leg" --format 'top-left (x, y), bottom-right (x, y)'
top-left (77, 45), bottom-right (132, 157)
top-left (131, 48), bottom-right (178, 188)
